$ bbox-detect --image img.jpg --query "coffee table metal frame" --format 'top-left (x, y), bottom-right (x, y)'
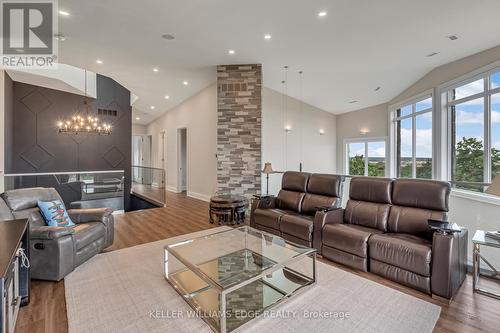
top-left (164, 226), bottom-right (316, 333)
top-left (472, 230), bottom-right (500, 300)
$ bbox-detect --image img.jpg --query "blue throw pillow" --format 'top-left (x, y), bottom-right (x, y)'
top-left (37, 200), bottom-right (75, 227)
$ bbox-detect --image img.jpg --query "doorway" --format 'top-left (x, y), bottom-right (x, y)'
top-left (132, 135), bottom-right (152, 183)
top-left (177, 128), bottom-right (187, 193)
top-left (132, 135), bottom-right (152, 166)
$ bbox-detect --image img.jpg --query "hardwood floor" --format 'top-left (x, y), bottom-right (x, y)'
top-left (15, 192), bottom-right (500, 333)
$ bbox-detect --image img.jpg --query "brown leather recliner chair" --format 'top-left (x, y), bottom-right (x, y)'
top-left (251, 172), bottom-right (310, 236)
top-left (322, 177), bottom-right (393, 271)
top-left (369, 179), bottom-right (468, 300)
top-left (251, 171), bottom-right (344, 253)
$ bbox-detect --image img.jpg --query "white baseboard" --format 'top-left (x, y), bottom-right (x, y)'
top-left (167, 186), bottom-right (181, 193)
top-left (187, 191), bottom-right (211, 202)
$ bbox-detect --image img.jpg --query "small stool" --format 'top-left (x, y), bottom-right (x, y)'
top-left (209, 195), bottom-right (248, 225)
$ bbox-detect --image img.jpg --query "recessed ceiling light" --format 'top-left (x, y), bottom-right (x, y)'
top-left (135, 117), bottom-right (141, 120)
top-left (447, 35), bottom-right (459, 41)
top-left (228, 49), bottom-right (235, 55)
top-left (183, 81), bottom-right (189, 86)
top-left (318, 11), bottom-right (327, 17)
top-left (150, 106), bottom-right (155, 110)
top-left (59, 10), bottom-right (70, 16)
top-left (264, 34), bottom-right (272, 40)
top-left (164, 95), bottom-right (170, 99)
top-left (161, 33), bottom-right (175, 40)
top-left (349, 100), bottom-right (358, 104)
top-left (54, 33), bottom-right (66, 41)
top-left (96, 59), bottom-right (103, 64)
top-left (153, 68), bottom-right (159, 72)
top-left (426, 52), bottom-right (440, 57)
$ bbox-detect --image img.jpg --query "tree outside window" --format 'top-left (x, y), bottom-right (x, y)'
top-left (347, 140), bottom-right (386, 177)
top-left (449, 74), bottom-right (500, 192)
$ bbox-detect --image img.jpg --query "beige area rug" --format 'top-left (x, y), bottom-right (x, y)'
top-left (65, 227), bottom-right (441, 333)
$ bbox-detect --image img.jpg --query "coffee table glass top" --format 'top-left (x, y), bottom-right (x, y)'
top-left (165, 226), bottom-right (315, 290)
top-left (164, 226), bottom-right (317, 333)
top-left (473, 230), bottom-right (500, 248)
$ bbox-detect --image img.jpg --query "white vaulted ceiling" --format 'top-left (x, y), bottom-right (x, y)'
top-left (57, 0), bottom-right (500, 124)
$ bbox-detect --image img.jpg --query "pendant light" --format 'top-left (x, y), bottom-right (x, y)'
top-left (57, 70), bottom-right (111, 135)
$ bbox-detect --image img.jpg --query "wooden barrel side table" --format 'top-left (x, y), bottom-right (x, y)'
top-left (209, 195), bottom-right (248, 225)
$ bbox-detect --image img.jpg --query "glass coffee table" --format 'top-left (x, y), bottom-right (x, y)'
top-left (164, 226), bottom-right (316, 333)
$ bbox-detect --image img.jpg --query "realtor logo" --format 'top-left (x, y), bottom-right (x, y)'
top-left (1, 0), bottom-right (58, 68)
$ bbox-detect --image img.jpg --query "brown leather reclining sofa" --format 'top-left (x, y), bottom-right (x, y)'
top-left (322, 177), bottom-right (468, 300)
top-left (250, 172), bottom-right (345, 253)
top-left (252, 172), bottom-right (468, 301)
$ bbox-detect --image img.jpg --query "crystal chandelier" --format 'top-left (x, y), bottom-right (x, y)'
top-left (57, 70), bottom-right (112, 135)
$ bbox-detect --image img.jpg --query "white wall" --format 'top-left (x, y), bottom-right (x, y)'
top-left (146, 84), bottom-right (217, 201)
top-left (391, 44), bottom-right (500, 105)
top-left (335, 103), bottom-right (389, 173)
top-left (262, 87), bottom-right (337, 195)
top-left (449, 195), bottom-right (500, 267)
top-left (132, 124), bottom-right (147, 135)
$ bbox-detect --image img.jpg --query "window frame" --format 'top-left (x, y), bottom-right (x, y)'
top-left (344, 137), bottom-right (388, 177)
top-left (442, 67), bottom-right (500, 190)
top-left (387, 60), bottom-right (500, 201)
top-left (390, 91), bottom-right (434, 179)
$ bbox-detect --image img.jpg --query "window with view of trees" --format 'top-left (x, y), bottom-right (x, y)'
top-left (395, 96), bottom-right (433, 179)
top-left (448, 72), bottom-right (500, 192)
top-left (346, 140), bottom-right (386, 177)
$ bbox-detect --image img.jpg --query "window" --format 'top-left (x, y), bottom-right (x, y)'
top-left (447, 71), bottom-right (500, 192)
top-left (346, 139), bottom-right (386, 177)
top-left (347, 142), bottom-right (365, 176)
top-left (394, 96), bottom-right (433, 179)
top-left (388, 64), bottom-right (500, 197)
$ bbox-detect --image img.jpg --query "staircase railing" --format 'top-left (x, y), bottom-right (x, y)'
top-left (131, 165), bottom-right (166, 207)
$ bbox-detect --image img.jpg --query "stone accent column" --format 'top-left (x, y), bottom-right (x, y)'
top-left (216, 64), bottom-right (262, 198)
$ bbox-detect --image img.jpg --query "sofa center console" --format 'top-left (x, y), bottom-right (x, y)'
top-left (0, 219), bottom-right (30, 333)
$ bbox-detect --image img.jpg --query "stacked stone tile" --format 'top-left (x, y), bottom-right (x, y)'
top-left (217, 64), bottom-right (262, 198)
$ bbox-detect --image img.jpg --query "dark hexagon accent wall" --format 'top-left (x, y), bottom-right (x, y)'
top-left (4, 74), bottom-right (132, 211)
